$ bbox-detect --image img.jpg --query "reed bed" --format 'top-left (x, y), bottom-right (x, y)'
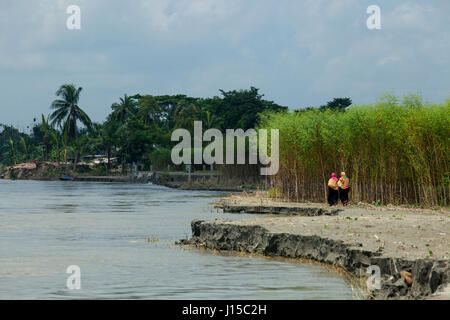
top-left (259, 95), bottom-right (450, 206)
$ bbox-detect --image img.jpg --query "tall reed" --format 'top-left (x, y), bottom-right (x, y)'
top-left (259, 95), bottom-right (450, 206)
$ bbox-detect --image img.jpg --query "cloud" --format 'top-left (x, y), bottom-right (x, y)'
top-left (0, 0), bottom-right (449, 126)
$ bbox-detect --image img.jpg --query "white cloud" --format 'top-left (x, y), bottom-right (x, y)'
top-left (377, 55), bottom-right (401, 66)
top-left (138, 0), bottom-right (242, 37)
top-left (0, 0), bottom-right (448, 125)
top-left (385, 2), bottom-right (436, 31)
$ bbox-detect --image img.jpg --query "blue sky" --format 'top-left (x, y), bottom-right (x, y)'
top-left (1, 0), bottom-right (449, 129)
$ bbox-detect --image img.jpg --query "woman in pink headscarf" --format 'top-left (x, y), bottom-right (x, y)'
top-left (327, 172), bottom-right (339, 206)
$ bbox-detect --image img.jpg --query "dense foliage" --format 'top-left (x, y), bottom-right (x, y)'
top-left (2, 84), bottom-right (448, 207)
top-left (260, 94), bottom-right (450, 206)
top-left (0, 85), bottom-right (287, 171)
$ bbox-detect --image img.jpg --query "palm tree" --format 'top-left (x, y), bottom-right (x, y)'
top-left (172, 101), bottom-right (199, 131)
top-left (61, 124), bottom-right (69, 163)
top-left (50, 131), bottom-right (61, 164)
top-left (41, 114), bottom-right (50, 161)
top-left (49, 84), bottom-right (92, 168)
top-left (20, 137), bottom-right (29, 162)
top-left (9, 138), bottom-right (17, 165)
top-left (202, 110), bottom-right (218, 129)
top-left (137, 97), bottom-right (163, 126)
top-left (111, 94), bottom-right (137, 124)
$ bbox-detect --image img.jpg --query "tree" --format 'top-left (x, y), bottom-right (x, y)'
top-left (9, 138), bottom-right (17, 165)
top-left (20, 137), bottom-right (29, 162)
top-left (50, 131), bottom-right (61, 164)
top-left (41, 114), bottom-right (50, 161)
top-left (111, 94), bottom-right (137, 124)
top-left (319, 98), bottom-right (352, 111)
top-left (61, 124), bottom-right (69, 162)
top-left (202, 110), bottom-right (218, 129)
top-left (116, 117), bottom-right (152, 172)
top-left (137, 95), bottom-right (165, 126)
top-left (100, 119), bottom-right (119, 169)
top-left (49, 84), bottom-right (92, 168)
top-left (214, 87), bottom-right (288, 130)
top-left (171, 99), bottom-right (201, 131)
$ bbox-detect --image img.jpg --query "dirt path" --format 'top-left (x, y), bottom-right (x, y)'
top-left (215, 193), bottom-right (450, 260)
top-left (180, 193), bottom-right (450, 299)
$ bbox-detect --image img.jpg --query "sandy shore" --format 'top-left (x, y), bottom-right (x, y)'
top-left (215, 194), bottom-right (450, 261)
top-left (182, 193), bottom-right (450, 299)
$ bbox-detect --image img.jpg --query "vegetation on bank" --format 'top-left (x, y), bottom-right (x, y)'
top-left (0, 85), bottom-right (287, 172)
top-left (260, 94), bottom-right (450, 206)
top-left (1, 84), bottom-right (449, 207)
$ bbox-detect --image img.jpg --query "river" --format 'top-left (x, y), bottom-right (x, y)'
top-left (0, 180), bottom-right (352, 299)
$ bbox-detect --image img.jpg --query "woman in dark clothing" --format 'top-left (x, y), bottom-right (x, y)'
top-left (327, 173), bottom-right (339, 206)
top-left (338, 172), bottom-right (351, 206)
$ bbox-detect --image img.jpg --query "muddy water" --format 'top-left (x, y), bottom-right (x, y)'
top-left (0, 180), bottom-right (352, 299)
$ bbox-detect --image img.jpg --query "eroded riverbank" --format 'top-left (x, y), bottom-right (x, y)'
top-left (181, 195), bottom-right (450, 299)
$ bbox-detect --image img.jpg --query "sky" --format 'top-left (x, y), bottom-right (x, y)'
top-left (0, 0), bottom-right (449, 129)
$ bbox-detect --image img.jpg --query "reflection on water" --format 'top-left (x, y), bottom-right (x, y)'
top-left (0, 180), bottom-right (352, 299)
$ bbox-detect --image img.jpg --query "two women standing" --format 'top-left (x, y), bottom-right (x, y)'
top-left (327, 172), bottom-right (350, 206)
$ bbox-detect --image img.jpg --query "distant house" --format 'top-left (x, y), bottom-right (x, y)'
top-left (80, 155), bottom-right (117, 166)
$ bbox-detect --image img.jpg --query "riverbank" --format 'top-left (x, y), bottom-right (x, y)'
top-left (180, 194), bottom-right (450, 299)
top-left (0, 162), bottom-right (253, 190)
top-left (0, 162), bottom-right (115, 180)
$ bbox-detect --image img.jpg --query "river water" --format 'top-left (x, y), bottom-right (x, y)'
top-left (0, 180), bottom-right (352, 299)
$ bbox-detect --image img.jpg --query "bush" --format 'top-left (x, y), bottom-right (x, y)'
top-left (268, 187), bottom-right (280, 199)
top-left (8, 169), bottom-right (17, 180)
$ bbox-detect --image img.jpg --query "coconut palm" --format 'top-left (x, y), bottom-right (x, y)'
top-left (9, 138), bottom-right (17, 165)
top-left (111, 94), bottom-right (137, 124)
top-left (202, 110), bottom-right (218, 129)
top-left (61, 124), bottom-right (69, 163)
top-left (49, 84), bottom-right (92, 139)
top-left (49, 84), bottom-right (92, 168)
top-left (41, 114), bottom-right (50, 161)
top-left (50, 131), bottom-right (61, 164)
top-left (20, 137), bottom-right (28, 161)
